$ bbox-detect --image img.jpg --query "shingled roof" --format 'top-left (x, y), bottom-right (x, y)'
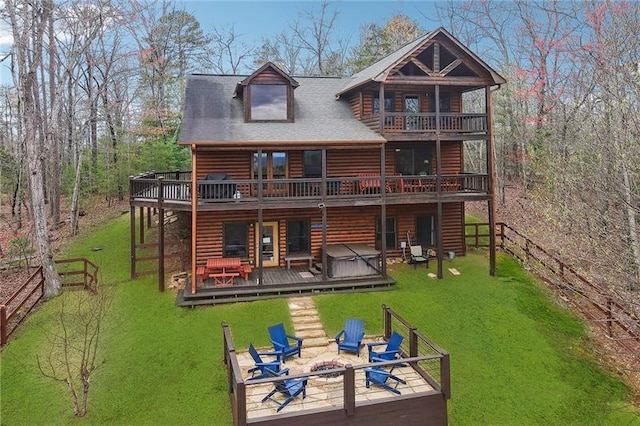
top-left (336, 27), bottom-right (505, 96)
top-left (179, 74), bottom-right (384, 146)
top-left (179, 28), bottom-right (505, 146)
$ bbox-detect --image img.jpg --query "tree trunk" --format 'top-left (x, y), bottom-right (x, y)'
top-left (8, 0), bottom-right (62, 299)
top-left (70, 148), bottom-right (82, 236)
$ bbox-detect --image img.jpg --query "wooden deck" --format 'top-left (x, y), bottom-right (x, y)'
top-left (222, 305), bottom-right (450, 425)
top-left (177, 266), bottom-right (395, 306)
top-left (129, 172), bottom-right (491, 212)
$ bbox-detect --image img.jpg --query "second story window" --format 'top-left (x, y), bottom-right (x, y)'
top-left (250, 84), bottom-right (288, 121)
top-left (372, 93), bottom-right (394, 115)
top-left (303, 150), bottom-right (322, 178)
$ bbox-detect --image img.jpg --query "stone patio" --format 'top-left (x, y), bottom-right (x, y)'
top-left (235, 297), bottom-right (435, 420)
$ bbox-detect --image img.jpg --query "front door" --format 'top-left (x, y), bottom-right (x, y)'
top-left (256, 221), bottom-right (279, 267)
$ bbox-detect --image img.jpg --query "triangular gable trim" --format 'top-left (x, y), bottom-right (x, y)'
top-left (337, 27), bottom-right (505, 97)
top-left (233, 62), bottom-right (299, 97)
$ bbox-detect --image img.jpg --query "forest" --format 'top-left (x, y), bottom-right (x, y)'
top-left (0, 1), bottom-right (638, 330)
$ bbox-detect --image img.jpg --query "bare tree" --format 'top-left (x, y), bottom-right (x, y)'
top-left (37, 286), bottom-right (112, 417)
top-left (209, 24), bottom-right (255, 74)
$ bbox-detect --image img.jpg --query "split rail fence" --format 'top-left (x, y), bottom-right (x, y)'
top-left (465, 222), bottom-right (640, 357)
top-left (0, 258), bottom-right (98, 346)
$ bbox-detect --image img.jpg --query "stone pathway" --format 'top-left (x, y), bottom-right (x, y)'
top-left (287, 296), bottom-right (329, 348)
top-left (233, 296), bottom-right (435, 419)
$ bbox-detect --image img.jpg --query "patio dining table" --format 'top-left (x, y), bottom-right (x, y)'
top-left (206, 257), bottom-right (242, 287)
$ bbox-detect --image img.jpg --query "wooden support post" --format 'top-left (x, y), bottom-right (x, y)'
top-left (139, 206), bottom-right (144, 244)
top-left (486, 86), bottom-right (497, 276)
top-left (147, 206), bottom-right (151, 229)
top-left (321, 149), bottom-right (328, 282)
top-left (437, 202), bottom-right (443, 279)
top-left (158, 177), bottom-right (165, 292)
top-left (344, 364), bottom-right (355, 416)
top-left (257, 150), bottom-right (264, 285)
top-left (130, 205), bottom-right (136, 279)
top-left (191, 144), bottom-right (197, 295)
top-left (380, 144), bottom-right (387, 277)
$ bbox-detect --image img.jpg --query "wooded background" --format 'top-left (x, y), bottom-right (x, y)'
top-left (1, 0), bottom-right (638, 315)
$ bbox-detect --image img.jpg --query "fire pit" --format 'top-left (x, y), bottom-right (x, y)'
top-left (309, 359), bottom-right (345, 379)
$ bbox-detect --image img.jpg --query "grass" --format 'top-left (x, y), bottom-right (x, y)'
top-left (1, 216), bottom-right (638, 425)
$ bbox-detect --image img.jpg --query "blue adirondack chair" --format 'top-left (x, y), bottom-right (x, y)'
top-left (364, 366), bottom-right (407, 395)
top-left (268, 323), bottom-right (303, 363)
top-left (247, 343), bottom-right (281, 380)
top-left (335, 318), bottom-right (365, 356)
top-left (367, 331), bottom-right (404, 366)
top-left (261, 368), bottom-right (308, 412)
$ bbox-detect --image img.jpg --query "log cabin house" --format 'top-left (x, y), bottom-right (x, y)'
top-left (129, 27), bottom-right (505, 306)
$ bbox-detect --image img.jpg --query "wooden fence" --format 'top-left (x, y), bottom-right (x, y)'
top-left (0, 258), bottom-right (99, 346)
top-left (465, 222), bottom-right (640, 351)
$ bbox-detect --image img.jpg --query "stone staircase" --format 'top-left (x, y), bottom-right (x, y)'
top-left (287, 296), bottom-right (330, 348)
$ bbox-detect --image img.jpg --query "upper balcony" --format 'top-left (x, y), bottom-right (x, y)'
top-left (129, 171), bottom-right (491, 211)
top-left (362, 113), bottom-right (488, 139)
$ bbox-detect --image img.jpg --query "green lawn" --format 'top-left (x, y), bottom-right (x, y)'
top-left (1, 216), bottom-right (638, 425)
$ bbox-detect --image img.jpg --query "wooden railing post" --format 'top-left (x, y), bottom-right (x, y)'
top-left (383, 304), bottom-right (391, 338)
top-left (344, 364), bottom-right (355, 416)
top-left (409, 327), bottom-right (418, 358)
top-left (1, 305), bottom-right (7, 346)
top-left (440, 352), bottom-right (451, 399)
top-left (83, 259), bottom-right (88, 289)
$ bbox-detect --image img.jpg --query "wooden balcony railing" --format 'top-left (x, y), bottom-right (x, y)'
top-left (374, 113), bottom-right (488, 133)
top-left (129, 172), bottom-right (490, 204)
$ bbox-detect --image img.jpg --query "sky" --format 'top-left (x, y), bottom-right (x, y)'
top-left (0, 0), bottom-right (442, 83)
top-left (179, 1), bottom-right (440, 42)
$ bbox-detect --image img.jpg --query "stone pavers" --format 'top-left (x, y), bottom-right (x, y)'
top-left (234, 296), bottom-right (435, 419)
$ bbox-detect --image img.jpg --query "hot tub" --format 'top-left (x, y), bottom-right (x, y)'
top-left (325, 244), bottom-right (381, 278)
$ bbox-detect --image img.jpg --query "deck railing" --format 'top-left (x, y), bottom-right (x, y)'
top-left (376, 112), bottom-right (488, 133)
top-left (222, 305), bottom-right (449, 425)
top-left (130, 172), bottom-right (489, 204)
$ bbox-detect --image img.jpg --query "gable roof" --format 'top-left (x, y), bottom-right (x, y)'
top-left (179, 74), bottom-right (385, 146)
top-left (337, 27), bottom-right (505, 96)
top-left (232, 62), bottom-right (299, 98)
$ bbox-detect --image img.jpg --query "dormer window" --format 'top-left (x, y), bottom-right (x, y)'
top-left (250, 84), bottom-right (288, 121)
top-left (234, 62), bottom-right (299, 123)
